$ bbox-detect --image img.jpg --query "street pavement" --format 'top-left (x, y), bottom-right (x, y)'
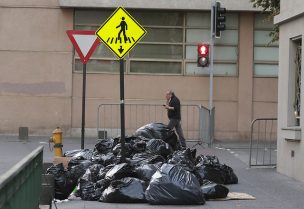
top-left (1, 135), bottom-right (304, 209)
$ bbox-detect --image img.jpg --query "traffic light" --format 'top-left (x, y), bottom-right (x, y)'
top-left (215, 2), bottom-right (226, 38)
top-left (197, 44), bottom-right (209, 67)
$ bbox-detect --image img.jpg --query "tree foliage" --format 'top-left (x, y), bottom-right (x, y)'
top-left (250, 0), bottom-right (280, 43)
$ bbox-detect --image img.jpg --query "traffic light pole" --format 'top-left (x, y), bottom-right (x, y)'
top-left (209, 0), bottom-right (216, 111)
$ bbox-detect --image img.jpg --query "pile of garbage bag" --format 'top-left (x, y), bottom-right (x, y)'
top-left (47, 123), bottom-right (237, 204)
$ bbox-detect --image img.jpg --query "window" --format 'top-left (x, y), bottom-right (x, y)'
top-left (288, 37), bottom-right (302, 126)
top-left (74, 10), bottom-right (239, 76)
top-left (253, 14), bottom-right (279, 77)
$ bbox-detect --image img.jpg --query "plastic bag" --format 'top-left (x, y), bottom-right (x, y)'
top-left (129, 152), bottom-right (165, 167)
top-left (105, 163), bottom-right (137, 181)
top-left (195, 163), bottom-right (238, 185)
top-left (78, 164), bottom-right (104, 201)
top-left (68, 160), bottom-right (93, 182)
top-left (46, 163), bottom-right (76, 200)
top-left (145, 163), bottom-right (205, 205)
top-left (195, 164), bottom-right (226, 185)
top-left (96, 179), bottom-right (111, 192)
top-left (71, 149), bottom-right (93, 160)
top-left (130, 137), bottom-right (148, 153)
top-left (220, 164), bottom-right (238, 184)
top-left (135, 162), bottom-right (162, 182)
top-left (64, 149), bottom-right (83, 157)
top-left (95, 139), bottom-right (116, 154)
top-left (79, 169), bottom-right (100, 201)
top-left (112, 143), bottom-right (133, 157)
top-left (98, 164), bottom-right (115, 180)
top-left (146, 138), bottom-right (172, 158)
top-left (196, 155), bottom-right (220, 165)
top-left (168, 148), bottom-right (196, 172)
top-left (100, 177), bottom-right (147, 203)
top-left (134, 123), bottom-right (178, 150)
top-left (91, 152), bottom-right (117, 166)
top-left (201, 180), bottom-right (229, 200)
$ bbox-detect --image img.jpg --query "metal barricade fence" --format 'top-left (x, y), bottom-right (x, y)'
top-left (97, 103), bottom-right (214, 146)
top-left (249, 118), bottom-right (277, 167)
top-left (0, 146), bottom-right (43, 209)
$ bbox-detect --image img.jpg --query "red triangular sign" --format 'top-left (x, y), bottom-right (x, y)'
top-left (66, 30), bottom-right (100, 64)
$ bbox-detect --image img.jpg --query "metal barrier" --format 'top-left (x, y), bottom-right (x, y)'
top-left (249, 118), bottom-right (277, 167)
top-left (97, 103), bottom-right (215, 146)
top-left (0, 146), bottom-right (43, 209)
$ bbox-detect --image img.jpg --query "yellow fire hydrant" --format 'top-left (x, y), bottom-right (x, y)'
top-left (49, 127), bottom-right (63, 157)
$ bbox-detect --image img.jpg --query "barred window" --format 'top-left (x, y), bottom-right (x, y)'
top-left (253, 14), bottom-right (279, 77)
top-left (286, 37), bottom-right (302, 127)
top-left (74, 10), bottom-right (239, 76)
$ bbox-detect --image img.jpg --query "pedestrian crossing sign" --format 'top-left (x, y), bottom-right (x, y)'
top-left (96, 7), bottom-right (147, 59)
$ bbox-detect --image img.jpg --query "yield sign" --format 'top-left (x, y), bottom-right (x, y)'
top-left (66, 30), bottom-right (100, 64)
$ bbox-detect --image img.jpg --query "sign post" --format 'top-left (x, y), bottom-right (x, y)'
top-left (66, 30), bottom-right (100, 149)
top-left (96, 7), bottom-right (146, 161)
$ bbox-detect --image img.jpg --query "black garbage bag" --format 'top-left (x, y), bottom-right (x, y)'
top-left (68, 160), bottom-right (94, 182)
top-left (96, 179), bottom-right (111, 192)
top-left (46, 163), bottom-right (76, 200)
top-left (79, 169), bottom-right (101, 201)
top-left (68, 157), bottom-right (92, 168)
top-left (131, 140), bottom-right (147, 153)
top-left (100, 177), bottom-right (147, 203)
top-left (168, 148), bottom-right (196, 172)
top-left (127, 136), bottom-right (148, 153)
top-left (195, 159), bottom-right (238, 185)
top-left (88, 164), bottom-right (104, 182)
top-left (94, 139), bottom-right (116, 154)
top-left (145, 163), bottom-right (205, 205)
top-left (98, 164), bottom-right (115, 180)
top-left (134, 123), bottom-right (178, 150)
top-left (91, 152), bottom-right (117, 166)
top-left (71, 149), bottom-right (93, 160)
top-left (195, 164), bottom-right (226, 185)
top-left (201, 180), bottom-right (229, 200)
top-left (112, 143), bottom-right (133, 157)
top-left (220, 164), bottom-right (238, 184)
top-left (146, 138), bottom-right (172, 158)
top-left (162, 130), bottom-right (179, 151)
top-left (129, 152), bottom-right (165, 167)
top-left (91, 151), bottom-right (104, 164)
top-left (196, 155), bottom-right (220, 165)
top-left (105, 163), bottom-right (137, 180)
top-left (64, 149), bottom-right (83, 157)
top-left (135, 162), bottom-right (162, 182)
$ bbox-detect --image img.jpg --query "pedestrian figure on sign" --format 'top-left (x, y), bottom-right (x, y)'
top-left (164, 90), bottom-right (187, 149)
top-left (116, 17), bottom-right (128, 42)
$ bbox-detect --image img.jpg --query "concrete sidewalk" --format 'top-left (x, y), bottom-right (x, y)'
top-left (1, 136), bottom-right (304, 209)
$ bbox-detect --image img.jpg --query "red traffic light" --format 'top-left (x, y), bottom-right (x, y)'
top-left (197, 44), bottom-right (209, 67)
top-left (198, 44), bottom-right (209, 56)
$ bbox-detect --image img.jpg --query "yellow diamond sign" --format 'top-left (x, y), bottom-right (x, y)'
top-left (96, 7), bottom-right (147, 59)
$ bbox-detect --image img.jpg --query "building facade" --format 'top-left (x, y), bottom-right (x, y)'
top-left (275, 0), bottom-right (304, 181)
top-left (0, 0), bottom-right (278, 140)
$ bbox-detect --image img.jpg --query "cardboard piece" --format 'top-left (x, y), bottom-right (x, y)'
top-left (53, 157), bottom-right (72, 169)
top-left (210, 192), bottom-right (256, 201)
